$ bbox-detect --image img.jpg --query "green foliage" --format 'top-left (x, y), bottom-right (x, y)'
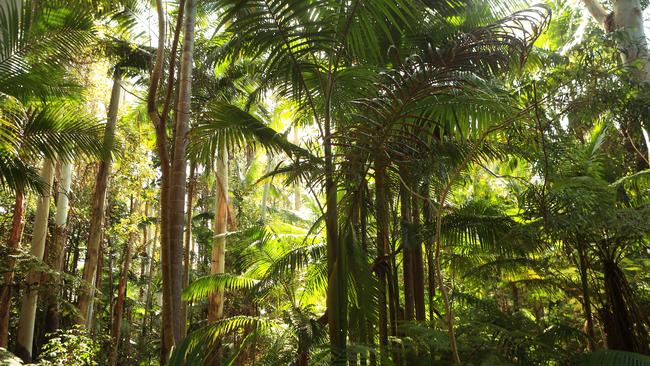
top-left (579, 350), bottom-right (650, 366)
top-left (38, 326), bottom-right (106, 366)
top-left (182, 273), bottom-right (258, 302)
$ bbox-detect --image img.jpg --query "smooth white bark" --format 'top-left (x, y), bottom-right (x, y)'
top-left (55, 163), bottom-right (72, 230)
top-left (209, 148), bottom-right (228, 321)
top-left (15, 159), bottom-right (55, 361)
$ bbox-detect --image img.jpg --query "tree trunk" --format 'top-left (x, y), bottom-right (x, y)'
top-left (166, 0), bottom-right (196, 349)
top-left (109, 197), bottom-right (138, 366)
top-left (16, 159), bottom-right (55, 362)
top-left (400, 180), bottom-right (415, 321)
top-left (411, 193), bottom-right (426, 321)
top-left (0, 188), bottom-right (26, 347)
top-left (422, 193), bottom-right (437, 323)
top-left (260, 154), bottom-right (273, 221)
top-left (374, 156), bottom-right (390, 355)
top-left (209, 149), bottom-right (228, 322)
top-left (141, 217), bottom-right (158, 348)
top-left (323, 73), bottom-right (346, 364)
top-left (433, 195), bottom-right (460, 364)
top-left (577, 240), bottom-right (597, 351)
top-left (77, 68), bottom-right (122, 327)
top-left (583, 0), bottom-right (650, 162)
top-left (601, 259), bottom-right (650, 354)
top-left (293, 127), bottom-right (301, 211)
top-left (145, 0), bottom-right (174, 360)
top-left (181, 163), bottom-right (196, 337)
top-left (43, 162), bottom-right (73, 335)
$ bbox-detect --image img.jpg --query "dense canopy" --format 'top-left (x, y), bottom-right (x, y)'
top-left (1, 0), bottom-right (650, 365)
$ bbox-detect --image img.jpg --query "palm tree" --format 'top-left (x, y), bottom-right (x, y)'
top-left (209, 1), bottom-right (425, 360)
top-left (338, 6), bottom-right (549, 361)
top-left (76, 36), bottom-right (152, 329)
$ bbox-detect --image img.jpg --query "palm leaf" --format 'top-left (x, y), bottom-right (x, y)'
top-left (579, 350), bottom-right (650, 366)
top-left (182, 273), bottom-right (259, 302)
top-left (169, 316), bottom-right (275, 366)
top-left (0, 0), bottom-right (95, 101)
top-left (188, 101), bottom-right (314, 163)
top-left (19, 104), bottom-right (104, 162)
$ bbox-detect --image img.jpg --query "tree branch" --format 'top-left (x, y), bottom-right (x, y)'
top-left (582, 0), bottom-right (609, 27)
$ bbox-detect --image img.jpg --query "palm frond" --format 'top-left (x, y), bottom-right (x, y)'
top-left (578, 350), bottom-right (650, 366)
top-left (188, 101), bottom-right (314, 163)
top-left (0, 0), bottom-right (96, 100)
top-left (20, 104), bottom-right (104, 162)
top-left (0, 151), bottom-right (42, 192)
top-left (170, 316), bottom-right (275, 366)
top-left (182, 273), bottom-right (259, 302)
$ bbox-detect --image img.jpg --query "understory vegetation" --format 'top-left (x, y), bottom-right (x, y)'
top-left (1, 0), bottom-right (650, 365)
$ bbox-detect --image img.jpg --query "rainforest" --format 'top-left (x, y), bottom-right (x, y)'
top-left (1, 0), bottom-right (650, 365)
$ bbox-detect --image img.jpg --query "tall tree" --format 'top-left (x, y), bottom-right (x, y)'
top-left (15, 159), bottom-right (55, 362)
top-left (209, 148), bottom-right (228, 323)
top-left (43, 162), bottom-right (73, 335)
top-left (77, 67), bottom-right (122, 328)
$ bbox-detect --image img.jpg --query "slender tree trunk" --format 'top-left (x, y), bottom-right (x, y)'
top-left (422, 186), bottom-right (436, 322)
top-left (576, 239), bottom-right (597, 351)
top-left (388, 233), bottom-right (401, 364)
top-left (293, 127), bottom-right (301, 211)
top-left (77, 68), bottom-right (122, 327)
top-left (88, 203), bottom-right (109, 333)
top-left (16, 159), bottom-right (55, 362)
top-left (433, 195), bottom-right (460, 364)
top-left (411, 193), bottom-right (425, 321)
top-left (107, 235), bottom-right (114, 332)
top-left (209, 149), bottom-right (228, 322)
top-left (109, 197), bottom-right (139, 366)
top-left (141, 218), bottom-right (158, 347)
top-left (44, 162), bottom-right (73, 335)
top-left (181, 163), bottom-right (196, 337)
top-left (0, 188), bottom-right (26, 347)
top-left (400, 180), bottom-right (415, 321)
top-left (374, 157), bottom-right (390, 356)
top-left (139, 202), bottom-right (150, 307)
top-left (260, 154), bottom-right (273, 221)
top-left (166, 0), bottom-right (196, 349)
top-left (324, 73), bottom-right (346, 364)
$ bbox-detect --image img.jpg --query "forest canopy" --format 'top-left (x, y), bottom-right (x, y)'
top-left (1, 0), bottom-right (650, 365)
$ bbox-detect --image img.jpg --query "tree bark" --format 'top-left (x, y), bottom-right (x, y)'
top-left (324, 73), bottom-right (346, 364)
top-left (400, 180), bottom-right (415, 321)
top-left (293, 127), bottom-right (301, 211)
top-left (602, 258), bottom-right (650, 354)
top-left (168, 0), bottom-right (196, 347)
top-left (0, 188), bottom-right (26, 347)
top-left (209, 149), bottom-right (228, 322)
top-left (16, 159), bottom-right (55, 362)
top-left (77, 68), bottom-right (122, 327)
top-left (181, 163), bottom-right (196, 337)
top-left (146, 0), bottom-right (174, 359)
top-left (43, 162), bottom-right (73, 335)
top-left (109, 197), bottom-right (138, 366)
top-left (422, 192), bottom-right (437, 323)
top-left (411, 193), bottom-right (425, 321)
top-left (374, 156), bottom-right (390, 354)
top-left (576, 239), bottom-right (597, 351)
top-left (260, 154), bottom-right (273, 221)
top-left (433, 195), bottom-right (460, 364)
